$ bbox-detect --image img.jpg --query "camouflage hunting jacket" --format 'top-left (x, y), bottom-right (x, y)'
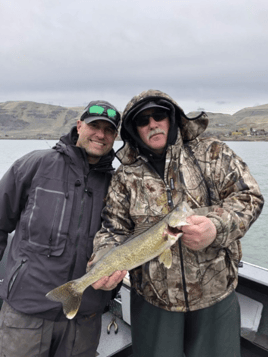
top-left (93, 90), bottom-right (264, 312)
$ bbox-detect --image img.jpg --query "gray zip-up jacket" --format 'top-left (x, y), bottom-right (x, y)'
top-left (0, 127), bottom-right (115, 320)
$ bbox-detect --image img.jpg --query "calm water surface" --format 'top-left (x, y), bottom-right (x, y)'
top-left (0, 140), bottom-right (267, 268)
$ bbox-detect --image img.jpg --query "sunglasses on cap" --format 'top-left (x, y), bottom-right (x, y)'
top-left (81, 104), bottom-right (120, 128)
top-left (135, 111), bottom-right (169, 127)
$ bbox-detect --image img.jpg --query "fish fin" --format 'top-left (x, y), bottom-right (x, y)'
top-left (158, 248), bottom-right (172, 269)
top-left (124, 217), bottom-right (166, 243)
top-left (46, 281), bottom-right (83, 320)
top-left (174, 201), bottom-right (195, 214)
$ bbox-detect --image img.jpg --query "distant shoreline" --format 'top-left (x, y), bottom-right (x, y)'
top-left (0, 136), bottom-right (268, 142)
top-left (2, 100), bottom-right (268, 142)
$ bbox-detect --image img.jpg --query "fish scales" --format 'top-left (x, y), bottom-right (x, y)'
top-left (46, 201), bottom-right (194, 319)
top-left (77, 220), bottom-right (169, 290)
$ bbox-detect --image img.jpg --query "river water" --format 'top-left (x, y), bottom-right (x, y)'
top-left (0, 140), bottom-right (267, 269)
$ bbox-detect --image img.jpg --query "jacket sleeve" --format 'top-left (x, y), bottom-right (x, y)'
top-left (0, 155), bottom-right (35, 260)
top-left (93, 166), bottom-right (135, 254)
top-left (203, 141), bottom-right (264, 248)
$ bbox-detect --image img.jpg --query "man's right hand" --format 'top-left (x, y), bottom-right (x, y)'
top-left (91, 270), bottom-right (127, 291)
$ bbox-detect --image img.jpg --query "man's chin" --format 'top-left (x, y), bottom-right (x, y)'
top-left (148, 139), bottom-right (167, 154)
top-left (86, 148), bottom-right (110, 159)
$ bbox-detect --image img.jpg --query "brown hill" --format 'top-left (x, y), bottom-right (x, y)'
top-left (1, 101), bottom-right (268, 140)
top-left (188, 104), bottom-right (268, 140)
top-left (0, 101), bottom-right (83, 139)
top-left (232, 104), bottom-right (268, 130)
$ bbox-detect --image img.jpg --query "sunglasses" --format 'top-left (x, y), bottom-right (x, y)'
top-left (135, 111), bottom-right (168, 127)
top-left (82, 104), bottom-right (120, 127)
top-left (88, 105), bottom-right (117, 118)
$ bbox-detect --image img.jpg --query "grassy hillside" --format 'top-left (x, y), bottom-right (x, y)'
top-left (0, 101), bottom-right (83, 139)
top-left (1, 101), bottom-right (268, 140)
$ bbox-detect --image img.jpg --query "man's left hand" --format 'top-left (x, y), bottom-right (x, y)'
top-left (91, 271), bottom-right (127, 291)
top-left (87, 259), bottom-right (127, 291)
top-left (181, 215), bottom-right (217, 251)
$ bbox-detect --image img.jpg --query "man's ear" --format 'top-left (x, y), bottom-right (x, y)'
top-left (77, 120), bottom-right (82, 133)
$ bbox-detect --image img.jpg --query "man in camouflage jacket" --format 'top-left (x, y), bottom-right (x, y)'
top-left (93, 89), bottom-right (264, 357)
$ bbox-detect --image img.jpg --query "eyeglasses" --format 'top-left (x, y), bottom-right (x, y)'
top-left (135, 111), bottom-right (168, 127)
top-left (81, 104), bottom-right (120, 128)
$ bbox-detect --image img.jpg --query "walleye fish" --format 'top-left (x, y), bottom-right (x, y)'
top-left (46, 201), bottom-right (194, 319)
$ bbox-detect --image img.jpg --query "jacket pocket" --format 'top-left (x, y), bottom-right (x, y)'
top-left (7, 259), bottom-right (27, 298)
top-left (23, 187), bottom-right (68, 256)
top-left (198, 249), bottom-right (232, 297)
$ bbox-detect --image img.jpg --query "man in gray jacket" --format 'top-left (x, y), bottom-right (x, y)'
top-left (0, 100), bottom-right (125, 357)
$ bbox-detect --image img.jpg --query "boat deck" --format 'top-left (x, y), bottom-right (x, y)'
top-left (97, 311), bottom-right (132, 357)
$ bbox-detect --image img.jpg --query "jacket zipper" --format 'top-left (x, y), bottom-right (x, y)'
top-left (179, 239), bottom-right (189, 310)
top-left (55, 175), bottom-right (89, 321)
top-left (7, 259), bottom-right (27, 298)
top-left (68, 184), bottom-right (87, 280)
top-left (144, 159), bottom-right (190, 310)
top-left (47, 198), bottom-right (61, 258)
top-left (67, 174), bottom-right (93, 281)
top-left (165, 179), bottom-right (189, 310)
top-left (166, 184), bottom-right (173, 207)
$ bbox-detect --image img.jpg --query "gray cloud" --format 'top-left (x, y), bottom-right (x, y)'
top-left (1, 0), bottom-right (268, 114)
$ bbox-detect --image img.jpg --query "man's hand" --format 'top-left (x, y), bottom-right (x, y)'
top-left (91, 271), bottom-right (127, 291)
top-left (181, 215), bottom-right (217, 251)
top-left (87, 260), bottom-right (127, 291)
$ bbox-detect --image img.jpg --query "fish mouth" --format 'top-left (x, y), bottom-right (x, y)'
top-left (167, 225), bottom-right (183, 236)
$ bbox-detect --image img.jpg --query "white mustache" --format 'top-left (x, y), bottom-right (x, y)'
top-left (147, 128), bottom-right (166, 140)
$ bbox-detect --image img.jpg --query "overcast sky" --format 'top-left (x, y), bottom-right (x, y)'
top-left (1, 0), bottom-right (268, 114)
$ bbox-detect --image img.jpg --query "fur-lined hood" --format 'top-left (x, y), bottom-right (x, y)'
top-left (121, 89), bottom-right (209, 144)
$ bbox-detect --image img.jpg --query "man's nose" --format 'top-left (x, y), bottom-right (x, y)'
top-left (148, 116), bottom-right (158, 128)
top-left (95, 128), bottom-right (105, 138)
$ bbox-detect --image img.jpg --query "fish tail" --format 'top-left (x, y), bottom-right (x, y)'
top-left (46, 280), bottom-right (83, 320)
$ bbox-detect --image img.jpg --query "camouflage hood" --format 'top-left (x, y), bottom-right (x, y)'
top-left (120, 89), bottom-right (209, 149)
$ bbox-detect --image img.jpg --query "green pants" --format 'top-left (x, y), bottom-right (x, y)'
top-left (131, 290), bottom-right (241, 357)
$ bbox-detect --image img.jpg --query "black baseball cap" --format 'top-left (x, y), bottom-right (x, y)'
top-left (132, 101), bottom-right (170, 120)
top-left (80, 100), bottom-right (121, 129)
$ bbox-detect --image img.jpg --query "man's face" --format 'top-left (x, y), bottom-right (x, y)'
top-left (76, 120), bottom-right (117, 164)
top-left (136, 108), bottom-right (170, 154)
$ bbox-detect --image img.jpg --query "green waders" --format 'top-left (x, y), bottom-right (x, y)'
top-left (131, 290), bottom-right (241, 357)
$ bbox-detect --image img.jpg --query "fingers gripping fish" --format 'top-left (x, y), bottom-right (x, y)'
top-left (46, 201), bottom-right (194, 319)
